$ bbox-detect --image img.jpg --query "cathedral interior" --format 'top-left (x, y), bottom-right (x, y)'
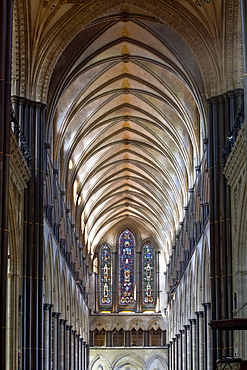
top-left (1, 0), bottom-right (247, 369)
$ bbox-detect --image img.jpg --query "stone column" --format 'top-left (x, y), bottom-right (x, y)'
top-left (184, 325), bottom-right (190, 369)
top-left (106, 330), bottom-right (112, 347)
top-left (20, 99), bottom-right (47, 369)
top-left (144, 330), bottom-right (149, 346)
top-left (65, 325), bottom-right (72, 369)
top-left (125, 330), bottom-right (130, 346)
top-left (173, 337), bottom-right (176, 370)
top-left (202, 303), bottom-right (212, 370)
top-left (89, 330), bottom-right (94, 346)
top-left (52, 312), bottom-right (60, 370)
top-left (43, 304), bottom-right (53, 369)
top-left (176, 334), bottom-right (180, 370)
top-left (59, 319), bottom-right (67, 370)
top-left (189, 319), bottom-right (196, 370)
top-left (169, 341), bottom-right (173, 370)
top-left (78, 337), bottom-right (82, 370)
top-left (180, 329), bottom-right (185, 370)
top-left (81, 338), bottom-right (85, 370)
top-left (207, 90), bottom-right (243, 367)
top-left (197, 311), bottom-right (204, 370)
top-left (162, 330), bottom-right (167, 346)
top-left (167, 343), bottom-right (170, 370)
top-left (85, 343), bottom-right (89, 370)
top-left (75, 334), bottom-right (79, 370)
top-left (71, 330), bottom-right (76, 370)
top-left (82, 340), bottom-right (86, 370)
top-left (0, 1), bottom-right (13, 368)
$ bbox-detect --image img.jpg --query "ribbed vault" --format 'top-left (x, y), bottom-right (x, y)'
top-left (46, 8), bottom-right (205, 260)
top-left (32, 0), bottom-right (237, 262)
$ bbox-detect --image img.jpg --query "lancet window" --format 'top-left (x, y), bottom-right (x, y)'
top-left (142, 244), bottom-right (155, 305)
top-left (98, 232), bottom-right (157, 312)
top-left (119, 229), bottom-right (135, 305)
top-left (99, 244), bottom-right (112, 305)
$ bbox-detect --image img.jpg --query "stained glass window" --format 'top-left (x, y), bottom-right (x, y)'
top-left (119, 229), bottom-right (135, 305)
top-left (142, 244), bottom-right (155, 305)
top-left (99, 244), bottom-right (112, 305)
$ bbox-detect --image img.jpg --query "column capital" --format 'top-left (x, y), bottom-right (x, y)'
top-left (195, 310), bottom-right (204, 317)
top-left (66, 325), bottom-right (73, 331)
top-left (43, 303), bottom-right (53, 311)
top-left (183, 324), bottom-right (190, 330)
top-left (188, 318), bottom-right (196, 325)
top-left (202, 302), bottom-right (211, 310)
top-left (210, 96), bottom-right (218, 103)
top-left (179, 329), bottom-right (185, 334)
top-left (60, 319), bottom-right (67, 325)
top-left (52, 312), bottom-right (61, 318)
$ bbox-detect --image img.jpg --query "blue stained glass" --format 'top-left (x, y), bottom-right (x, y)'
top-left (142, 244), bottom-right (155, 305)
top-left (119, 229), bottom-right (135, 305)
top-left (99, 244), bottom-right (112, 305)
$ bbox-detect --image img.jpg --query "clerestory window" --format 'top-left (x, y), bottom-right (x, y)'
top-left (119, 229), bottom-right (135, 305)
top-left (98, 230), bottom-right (157, 312)
top-left (99, 244), bottom-right (112, 305)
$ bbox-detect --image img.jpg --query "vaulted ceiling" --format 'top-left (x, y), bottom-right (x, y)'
top-left (14, 0), bottom-right (241, 261)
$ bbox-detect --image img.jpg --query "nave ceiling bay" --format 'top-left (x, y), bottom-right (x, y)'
top-left (38, 0), bottom-right (226, 260)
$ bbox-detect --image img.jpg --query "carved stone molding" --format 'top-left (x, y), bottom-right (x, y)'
top-left (223, 127), bottom-right (245, 187)
top-left (10, 130), bottom-right (31, 192)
